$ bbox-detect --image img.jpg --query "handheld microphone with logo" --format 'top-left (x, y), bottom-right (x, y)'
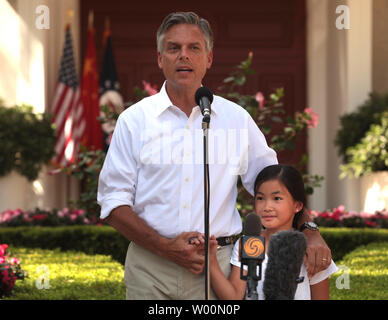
top-left (263, 230), bottom-right (307, 300)
top-left (195, 87), bottom-right (213, 123)
top-left (239, 213), bottom-right (265, 300)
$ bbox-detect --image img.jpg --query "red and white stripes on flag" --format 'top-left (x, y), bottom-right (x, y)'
top-left (51, 25), bottom-right (85, 166)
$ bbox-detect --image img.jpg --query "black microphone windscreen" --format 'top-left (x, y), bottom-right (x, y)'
top-left (195, 87), bottom-right (214, 106)
top-left (263, 230), bottom-right (307, 300)
top-left (243, 213), bottom-right (262, 236)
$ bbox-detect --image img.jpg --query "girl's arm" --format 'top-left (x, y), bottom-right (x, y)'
top-left (209, 236), bottom-right (247, 300)
top-left (310, 278), bottom-right (330, 300)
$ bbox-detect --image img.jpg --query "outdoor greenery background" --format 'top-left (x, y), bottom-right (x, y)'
top-left (1, 54), bottom-right (387, 301)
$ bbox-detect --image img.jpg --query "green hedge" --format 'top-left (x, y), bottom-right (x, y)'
top-left (0, 226), bottom-right (129, 265)
top-left (320, 228), bottom-right (388, 261)
top-left (1, 226), bottom-right (388, 264)
top-left (329, 242), bottom-right (388, 300)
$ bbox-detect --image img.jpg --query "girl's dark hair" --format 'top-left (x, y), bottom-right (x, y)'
top-left (254, 164), bottom-right (306, 229)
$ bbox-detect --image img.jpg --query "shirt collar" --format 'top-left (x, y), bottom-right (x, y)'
top-left (153, 81), bottom-right (218, 118)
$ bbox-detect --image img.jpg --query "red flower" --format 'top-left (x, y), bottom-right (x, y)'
top-left (365, 220), bottom-right (377, 227)
top-left (32, 214), bottom-right (48, 221)
top-left (0, 244), bottom-right (8, 257)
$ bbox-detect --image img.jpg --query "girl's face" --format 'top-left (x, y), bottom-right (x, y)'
top-left (255, 179), bottom-right (303, 231)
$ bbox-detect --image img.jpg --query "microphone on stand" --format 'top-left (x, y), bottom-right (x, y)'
top-left (263, 230), bottom-right (307, 300)
top-left (194, 86), bottom-right (214, 300)
top-left (239, 213), bottom-right (265, 300)
top-left (195, 87), bottom-right (213, 123)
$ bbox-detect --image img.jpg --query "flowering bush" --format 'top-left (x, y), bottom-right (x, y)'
top-left (0, 244), bottom-right (27, 297)
top-left (310, 205), bottom-right (388, 229)
top-left (0, 207), bottom-right (104, 227)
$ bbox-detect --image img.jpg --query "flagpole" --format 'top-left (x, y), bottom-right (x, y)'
top-left (88, 10), bottom-right (94, 29)
top-left (103, 16), bottom-right (111, 47)
top-left (65, 9), bottom-right (74, 207)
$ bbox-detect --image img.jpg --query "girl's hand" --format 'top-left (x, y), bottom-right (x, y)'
top-left (209, 235), bottom-right (219, 258)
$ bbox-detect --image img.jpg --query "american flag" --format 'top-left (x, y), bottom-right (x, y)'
top-left (51, 25), bottom-right (85, 166)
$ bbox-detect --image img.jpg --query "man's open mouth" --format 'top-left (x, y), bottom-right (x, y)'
top-left (176, 67), bottom-right (193, 72)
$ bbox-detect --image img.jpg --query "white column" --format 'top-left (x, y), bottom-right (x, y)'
top-left (306, 0), bottom-right (329, 211)
top-left (307, 0), bottom-right (372, 212)
top-left (0, 0), bottom-right (81, 212)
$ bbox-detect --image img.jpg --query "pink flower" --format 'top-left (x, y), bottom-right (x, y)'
top-left (23, 212), bottom-right (32, 222)
top-left (255, 92), bottom-right (265, 110)
top-left (73, 209), bottom-right (85, 216)
top-left (9, 257), bottom-right (19, 265)
top-left (142, 80), bottom-right (158, 96)
top-left (303, 108), bottom-right (319, 128)
top-left (59, 208), bottom-right (70, 217)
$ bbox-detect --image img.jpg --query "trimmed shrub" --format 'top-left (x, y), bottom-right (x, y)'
top-left (2, 226), bottom-right (388, 264)
top-left (0, 226), bottom-right (129, 265)
top-left (329, 242), bottom-right (388, 300)
top-left (320, 228), bottom-right (388, 261)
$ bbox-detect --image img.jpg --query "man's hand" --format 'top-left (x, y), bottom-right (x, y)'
top-left (106, 206), bottom-right (206, 274)
top-left (163, 232), bottom-right (206, 274)
top-left (303, 229), bottom-right (332, 277)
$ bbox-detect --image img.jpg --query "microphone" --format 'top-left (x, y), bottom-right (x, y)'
top-left (195, 87), bottom-right (213, 123)
top-left (239, 213), bottom-right (265, 300)
top-left (263, 230), bottom-right (307, 300)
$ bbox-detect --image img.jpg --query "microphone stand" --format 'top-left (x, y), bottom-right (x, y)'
top-left (202, 119), bottom-right (210, 300)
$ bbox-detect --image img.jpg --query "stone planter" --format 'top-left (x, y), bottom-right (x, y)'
top-left (360, 171), bottom-right (388, 213)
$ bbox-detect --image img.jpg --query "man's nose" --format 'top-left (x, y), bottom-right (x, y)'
top-left (179, 47), bottom-right (190, 61)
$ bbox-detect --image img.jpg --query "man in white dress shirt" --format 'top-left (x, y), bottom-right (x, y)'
top-left (97, 12), bottom-right (331, 299)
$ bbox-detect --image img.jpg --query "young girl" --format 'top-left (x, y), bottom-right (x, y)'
top-left (208, 164), bottom-right (337, 300)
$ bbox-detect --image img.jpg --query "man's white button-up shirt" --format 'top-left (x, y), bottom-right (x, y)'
top-left (97, 82), bottom-right (278, 238)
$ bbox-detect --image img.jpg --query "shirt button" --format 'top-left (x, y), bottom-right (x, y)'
top-left (185, 177), bottom-right (189, 182)
top-left (183, 204), bottom-right (187, 209)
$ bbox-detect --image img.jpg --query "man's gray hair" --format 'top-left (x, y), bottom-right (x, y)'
top-left (156, 12), bottom-right (214, 53)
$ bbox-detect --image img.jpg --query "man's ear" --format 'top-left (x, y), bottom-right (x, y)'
top-left (206, 50), bottom-right (213, 69)
top-left (157, 51), bottom-right (163, 69)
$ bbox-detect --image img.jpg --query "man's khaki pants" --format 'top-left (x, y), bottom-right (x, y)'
top-left (124, 242), bottom-right (233, 300)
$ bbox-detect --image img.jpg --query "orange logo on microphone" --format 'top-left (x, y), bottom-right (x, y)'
top-left (244, 238), bottom-right (264, 257)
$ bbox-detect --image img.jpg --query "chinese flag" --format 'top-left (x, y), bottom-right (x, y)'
top-left (80, 11), bottom-right (103, 151)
